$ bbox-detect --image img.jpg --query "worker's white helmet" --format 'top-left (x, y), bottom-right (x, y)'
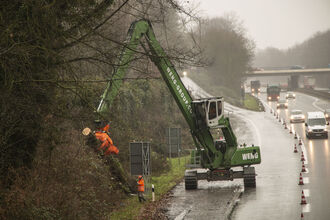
top-left (82, 127), bottom-right (91, 136)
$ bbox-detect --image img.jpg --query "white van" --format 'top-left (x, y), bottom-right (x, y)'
top-left (305, 112), bottom-right (328, 139)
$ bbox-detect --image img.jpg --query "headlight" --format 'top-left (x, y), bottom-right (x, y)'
top-left (302, 115), bottom-right (305, 118)
top-left (277, 104), bottom-right (279, 106)
top-left (308, 128), bottom-right (312, 132)
top-left (252, 88), bottom-right (254, 92)
top-left (290, 116), bottom-right (294, 119)
top-left (268, 97), bottom-right (271, 100)
top-left (326, 114), bottom-right (329, 117)
top-left (277, 96), bottom-right (280, 99)
top-left (325, 128), bottom-right (328, 132)
top-left (293, 94), bottom-right (296, 97)
top-left (285, 103), bottom-right (288, 106)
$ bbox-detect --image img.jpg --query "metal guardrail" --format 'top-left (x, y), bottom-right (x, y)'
top-left (296, 88), bottom-right (330, 101)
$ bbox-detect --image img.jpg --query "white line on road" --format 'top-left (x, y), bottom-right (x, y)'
top-left (303, 177), bottom-right (309, 184)
top-left (174, 207), bottom-right (192, 220)
top-left (303, 189), bottom-right (310, 197)
top-left (235, 114), bottom-right (262, 146)
top-left (302, 204), bottom-right (311, 213)
top-left (312, 97), bottom-right (323, 111)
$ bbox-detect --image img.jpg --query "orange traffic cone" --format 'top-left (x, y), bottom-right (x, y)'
top-left (301, 212), bottom-right (304, 219)
top-left (299, 138), bottom-right (302, 145)
top-left (298, 173), bottom-right (304, 185)
top-left (300, 190), bottom-right (307, 205)
top-left (289, 127), bottom-right (293, 134)
top-left (301, 162), bottom-right (306, 172)
top-left (284, 122), bottom-right (288, 129)
top-left (294, 132), bottom-right (298, 139)
top-left (279, 117), bottom-right (282, 122)
top-left (294, 144), bottom-right (298, 153)
top-left (301, 152), bottom-right (305, 161)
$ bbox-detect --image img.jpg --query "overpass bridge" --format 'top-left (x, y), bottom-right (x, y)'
top-left (245, 68), bottom-right (330, 89)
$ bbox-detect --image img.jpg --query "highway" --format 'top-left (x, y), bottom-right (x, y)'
top-left (242, 91), bottom-right (330, 220)
top-left (164, 78), bottom-right (330, 219)
top-left (164, 77), bottom-right (330, 219)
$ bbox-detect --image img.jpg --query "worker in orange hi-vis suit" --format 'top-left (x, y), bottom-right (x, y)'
top-left (94, 123), bottom-right (119, 155)
top-left (137, 175), bottom-right (146, 202)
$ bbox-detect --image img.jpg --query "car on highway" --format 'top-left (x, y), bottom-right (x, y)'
top-left (324, 109), bottom-right (330, 123)
top-left (290, 110), bottom-right (305, 123)
top-left (286, 91), bottom-right (296, 99)
top-left (305, 112), bottom-right (328, 139)
top-left (276, 100), bottom-right (288, 109)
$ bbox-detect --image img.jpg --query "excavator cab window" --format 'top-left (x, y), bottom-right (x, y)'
top-left (217, 100), bottom-right (222, 116)
top-left (207, 97), bottom-right (224, 128)
top-left (192, 101), bottom-right (208, 129)
top-left (208, 101), bottom-right (217, 120)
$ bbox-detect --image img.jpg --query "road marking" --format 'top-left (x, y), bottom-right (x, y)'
top-left (303, 189), bottom-right (310, 197)
top-left (302, 204), bottom-right (311, 213)
top-left (303, 177), bottom-right (309, 184)
top-left (175, 207), bottom-right (192, 220)
top-left (235, 114), bottom-right (262, 146)
top-left (312, 97), bottom-right (323, 111)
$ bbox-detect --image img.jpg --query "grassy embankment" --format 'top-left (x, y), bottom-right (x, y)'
top-left (110, 157), bottom-right (188, 219)
top-left (243, 93), bottom-right (263, 111)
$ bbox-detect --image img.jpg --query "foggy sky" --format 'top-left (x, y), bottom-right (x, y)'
top-left (188, 0), bottom-right (330, 50)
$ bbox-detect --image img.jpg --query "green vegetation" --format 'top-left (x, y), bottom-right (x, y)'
top-left (110, 157), bottom-right (188, 220)
top-left (243, 94), bottom-right (262, 111)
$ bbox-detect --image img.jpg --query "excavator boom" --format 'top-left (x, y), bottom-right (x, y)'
top-left (94, 19), bottom-right (261, 189)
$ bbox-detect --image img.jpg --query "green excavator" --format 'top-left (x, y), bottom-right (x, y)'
top-left (92, 19), bottom-right (261, 189)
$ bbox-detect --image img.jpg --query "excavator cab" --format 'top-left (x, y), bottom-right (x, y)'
top-left (192, 97), bottom-right (224, 128)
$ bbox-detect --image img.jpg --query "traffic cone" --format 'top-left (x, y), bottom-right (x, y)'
top-left (298, 173), bottom-right (304, 185)
top-left (301, 162), bottom-right (306, 172)
top-left (301, 152), bottom-right (305, 161)
top-left (294, 132), bottom-right (298, 139)
top-left (279, 117), bottom-right (282, 122)
top-left (299, 138), bottom-right (302, 145)
top-left (301, 213), bottom-right (304, 219)
top-left (294, 144), bottom-right (298, 153)
top-left (300, 190), bottom-right (307, 204)
top-left (289, 127), bottom-right (293, 134)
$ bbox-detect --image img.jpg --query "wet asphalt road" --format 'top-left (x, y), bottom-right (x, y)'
top-left (166, 77), bottom-right (330, 219)
top-left (230, 101), bottom-right (302, 220)
top-left (251, 91), bottom-right (330, 220)
top-left (165, 78), bottom-right (320, 220)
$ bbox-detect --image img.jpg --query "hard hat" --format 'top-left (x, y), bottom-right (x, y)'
top-left (138, 175), bottom-right (142, 178)
top-left (82, 127), bottom-right (91, 136)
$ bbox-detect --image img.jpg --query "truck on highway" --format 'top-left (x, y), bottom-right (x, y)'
top-left (86, 19), bottom-right (261, 190)
top-left (266, 85), bottom-right (281, 101)
top-left (250, 80), bottom-right (261, 93)
top-left (303, 76), bottom-right (316, 89)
